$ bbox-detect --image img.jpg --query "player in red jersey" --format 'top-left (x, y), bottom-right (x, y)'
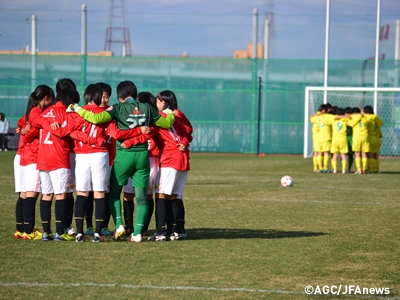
top-left (30, 88), bottom-right (80, 241)
top-left (93, 82), bottom-right (114, 236)
top-left (55, 78), bottom-right (78, 236)
top-left (149, 91), bottom-right (191, 241)
top-left (68, 84), bottom-right (110, 242)
top-left (168, 91), bottom-right (192, 238)
top-left (13, 115), bottom-right (28, 239)
top-left (19, 85), bottom-right (55, 240)
top-left (83, 82), bottom-right (114, 237)
top-left (13, 86), bottom-right (54, 240)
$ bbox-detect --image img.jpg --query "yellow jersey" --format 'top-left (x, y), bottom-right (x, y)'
top-left (348, 114), bottom-right (369, 137)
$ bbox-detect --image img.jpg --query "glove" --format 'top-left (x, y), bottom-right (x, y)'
top-left (66, 103), bottom-right (81, 113)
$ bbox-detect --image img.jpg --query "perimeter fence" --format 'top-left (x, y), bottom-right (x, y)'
top-left (1, 55), bottom-right (399, 154)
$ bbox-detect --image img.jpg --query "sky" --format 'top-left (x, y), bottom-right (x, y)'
top-left (0, 0), bottom-right (399, 60)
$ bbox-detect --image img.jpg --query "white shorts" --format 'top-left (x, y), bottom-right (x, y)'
top-left (14, 154), bottom-right (23, 193)
top-left (69, 152), bottom-right (76, 192)
top-left (156, 167), bottom-right (188, 196)
top-left (123, 177), bottom-right (135, 194)
top-left (40, 168), bottom-right (71, 195)
top-left (148, 156), bottom-right (159, 195)
top-left (21, 163), bottom-right (41, 192)
top-left (75, 152), bottom-right (110, 192)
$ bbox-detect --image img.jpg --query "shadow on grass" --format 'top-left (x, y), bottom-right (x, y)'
top-left (187, 228), bottom-right (328, 240)
top-left (378, 171), bottom-right (400, 174)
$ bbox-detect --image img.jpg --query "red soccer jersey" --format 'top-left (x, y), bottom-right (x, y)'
top-left (148, 137), bottom-right (159, 158)
top-left (174, 109), bottom-right (193, 143)
top-left (32, 102), bottom-right (73, 171)
top-left (72, 105), bottom-right (108, 154)
top-left (152, 112), bottom-right (190, 171)
top-left (20, 107), bottom-right (43, 166)
top-left (16, 116), bottom-right (28, 155)
top-left (100, 105), bottom-right (116, 166)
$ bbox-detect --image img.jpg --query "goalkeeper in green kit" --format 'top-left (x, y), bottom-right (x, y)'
top-left (67, 81), bottom-right (174, 242)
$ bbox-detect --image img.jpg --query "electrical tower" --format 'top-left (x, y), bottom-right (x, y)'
top-left (104, 0), bottom-right (132, 56)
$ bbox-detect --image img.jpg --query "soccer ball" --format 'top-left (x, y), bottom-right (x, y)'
top-left (281, 175), bottom-right (293, 187)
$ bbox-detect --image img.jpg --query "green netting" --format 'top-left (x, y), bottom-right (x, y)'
top-left (0, 54), bottom-right (399, 154)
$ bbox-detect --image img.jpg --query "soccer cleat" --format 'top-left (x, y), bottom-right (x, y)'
top-left (75, 233), bottom-right (85, 242)
top-left (129, 233), bottom-right (143, 243)
top-left (42, 232), bottom-right (54, 241)
top-left (333, 170), bottom-right (337, 174)
top-left (101, 228), bottom-right (112, 236)
top-left (170, 232), bottom-right (186, 241)
top-left (354, 171), bottom-right (361, 175)
top-left (33, 228), bottom-right (43, 238)
top-left (61, 233), bottom-right (75, 241)
top-left (85, 227), bottom-right (95, 235)
top-left (54, 233), bottom-right (62, 241)
top-left (14, 230), bottom-right (23, 239)
top-left (92, 233), bottom-right (105, 242)
top-left (21, 232), bottom-right (42, 241)
top-left (148, 233), bottom-right (167, 242)
top-left (66, 227), bottom-right (77, 236)
top-left (112, 225), bottom-right (126, 241)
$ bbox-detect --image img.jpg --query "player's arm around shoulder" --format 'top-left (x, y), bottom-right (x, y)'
top-left (347, 114), bottom-right (361, 127)
top-left (76, 105), bottom-right (113, 124)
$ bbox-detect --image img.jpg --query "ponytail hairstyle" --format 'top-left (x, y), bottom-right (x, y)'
top-left (157, 90), bottom-right (178, 110)
top-left (25, 85), bottom-right (55, 122)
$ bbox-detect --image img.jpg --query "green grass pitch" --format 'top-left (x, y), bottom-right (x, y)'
top-left (0, 151), bottom-right (399, 299)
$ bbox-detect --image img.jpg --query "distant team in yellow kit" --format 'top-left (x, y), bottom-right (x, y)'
top-left (311, 103), bottom-right (383, 174)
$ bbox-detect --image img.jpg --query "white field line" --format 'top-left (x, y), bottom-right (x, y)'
top-left (1, 282), bottom-right (399, 299)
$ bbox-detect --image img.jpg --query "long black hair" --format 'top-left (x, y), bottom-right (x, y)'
top-left (25, 85), bottom-right (55, 122)
top-left (158, 90), bottom-right (178, 110)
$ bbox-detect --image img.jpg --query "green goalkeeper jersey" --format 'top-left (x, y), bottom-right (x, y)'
top-left (78, 97), bottom-right (174, 151)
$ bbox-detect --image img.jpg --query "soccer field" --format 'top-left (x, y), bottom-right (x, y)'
top-left (0, 152), bottom-right (399, 299)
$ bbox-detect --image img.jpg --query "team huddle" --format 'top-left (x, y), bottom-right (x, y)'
top-left (13, 78), bottom-right (192, 242)
top-left (311, 103), bottom-right (383, 174)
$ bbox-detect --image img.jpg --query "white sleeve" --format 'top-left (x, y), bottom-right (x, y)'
top-left (5, 119), bottom-right (9, 133)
